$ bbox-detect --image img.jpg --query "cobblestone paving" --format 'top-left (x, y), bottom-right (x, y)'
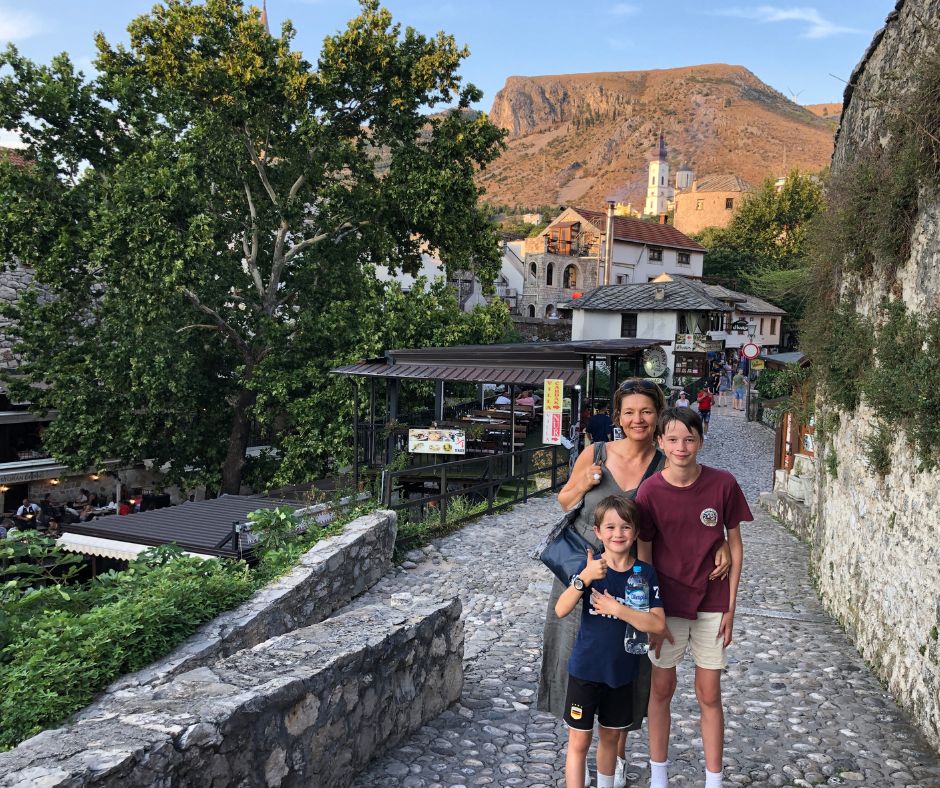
top-left (351, 409), bottom-right (940, 787)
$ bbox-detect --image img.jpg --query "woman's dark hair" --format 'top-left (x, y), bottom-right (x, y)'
top-left (658, 406), bottom-right (704, 440)
top-left (613, 377), bottom-right (666, 420)
top-left (593, 494), bottom-right (639, 530)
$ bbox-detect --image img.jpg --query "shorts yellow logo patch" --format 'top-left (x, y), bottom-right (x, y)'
top-left (569, 704), bottom-right (583, 720)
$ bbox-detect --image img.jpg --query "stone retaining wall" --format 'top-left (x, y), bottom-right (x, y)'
top-left (83, 510), bottom-right (397, 706)
top-left (0, 597), bottom-right (464, 787)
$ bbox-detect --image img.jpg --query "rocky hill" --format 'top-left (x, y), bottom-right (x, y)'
top-left (480, 64), bottom-right (836, 210)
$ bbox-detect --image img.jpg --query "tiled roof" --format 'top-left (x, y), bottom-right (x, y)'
top-left (0, 146), bottom-right (29, 168)
top-left (562, 276), bottom-right (731, 313)
top-left (701, 283), bottom-right (786, 315)
top-left (572, 208), bottom-right (706, 252)
top-left (691, 174), bottom-right (752, 193)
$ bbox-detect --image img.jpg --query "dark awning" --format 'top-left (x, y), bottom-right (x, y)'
top-left (332, 339), bottom-right (669, 386)
top-left (62, 495), bottom-right (304, 558)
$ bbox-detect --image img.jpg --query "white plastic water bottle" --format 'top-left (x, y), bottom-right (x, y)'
top-left (624, 565), bottom-right (649, 654)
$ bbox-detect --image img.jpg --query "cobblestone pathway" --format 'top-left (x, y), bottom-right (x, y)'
top-left (351, 409), bottom-right (940, 787)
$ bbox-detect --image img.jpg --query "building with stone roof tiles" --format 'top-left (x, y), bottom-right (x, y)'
top-left (673, 173), bottom-right (754, 236)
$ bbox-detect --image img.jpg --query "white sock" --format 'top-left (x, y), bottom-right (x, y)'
top-left (649, 759), bottom-right (669, 788)
top-left (597, 773), bottom-right (615, 788)
top-left (705, 768), bottom-right (723, 788)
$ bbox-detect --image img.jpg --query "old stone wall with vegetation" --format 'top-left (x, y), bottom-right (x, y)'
top-left (0, 596), bottom-right (463, 788)
top-left (800, 0), bottom-right (940, 751)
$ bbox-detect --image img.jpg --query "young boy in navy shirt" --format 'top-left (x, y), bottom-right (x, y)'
top-left (555, 495), bottom-right (666, 788)
top-left (636, 407), bottom-right (751, 788)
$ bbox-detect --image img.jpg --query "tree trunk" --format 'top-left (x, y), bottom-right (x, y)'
top-left (220, 385), bottom-right (258, 495)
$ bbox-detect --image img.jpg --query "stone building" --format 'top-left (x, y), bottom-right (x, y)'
top-left (519, 207), bottom-right (706, 321)
top-left (673, 174), bottom-right (753, 236)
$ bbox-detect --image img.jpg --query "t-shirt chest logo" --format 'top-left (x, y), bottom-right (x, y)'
top-left (700, 507), bottom-right (719, 527)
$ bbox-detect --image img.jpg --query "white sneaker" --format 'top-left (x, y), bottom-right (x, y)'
top-left (614, 756), bottom-right (627, 788)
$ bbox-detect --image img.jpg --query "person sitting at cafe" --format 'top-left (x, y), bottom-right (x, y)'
top-left (78, 503), bottom-right (96, 522)
top-left (118, 499), bottom-right (132, 516)
top-left (515, 390), bottom-right (536, 407)
top-left (45, 519), bottom-right (61, 539)
top-left (494, 389), bottom-right (512, 406)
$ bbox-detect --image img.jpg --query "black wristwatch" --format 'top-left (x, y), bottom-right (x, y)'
top-left (571, 575), bottom-right (585, 591)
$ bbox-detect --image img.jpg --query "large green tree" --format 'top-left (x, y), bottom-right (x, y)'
top-left (0, 0), bottom-right (507, 493)
top-left (697, 170), bottom-right (824, 322)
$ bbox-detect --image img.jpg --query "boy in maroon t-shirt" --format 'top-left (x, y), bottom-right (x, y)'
top-left (635, 407), bottom-right (750, 788)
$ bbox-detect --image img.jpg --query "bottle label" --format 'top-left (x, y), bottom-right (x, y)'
top-left (627, 589), bottom-right (648, 611)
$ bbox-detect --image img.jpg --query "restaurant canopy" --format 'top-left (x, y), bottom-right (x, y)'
top-left (62, 494), bottom-right (304, 559)
top-left (332, 338), bottom-right (669, 387)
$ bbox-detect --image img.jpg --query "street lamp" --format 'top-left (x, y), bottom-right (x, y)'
top-left (745, 321), bottom-right (757, 420)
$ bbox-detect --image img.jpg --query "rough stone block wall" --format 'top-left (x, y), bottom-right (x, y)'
top-left (0, 597), bottom-right (464, 788)
top-left (815, 0), bottom-right (940, 752)
top-left (0, 266), bottom-right (33, 370)
top-left (80, 509), bottom-right (397, 707)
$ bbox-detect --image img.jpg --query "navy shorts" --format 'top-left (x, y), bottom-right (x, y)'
top-left (563, 675), bottom-right (635, 730)
top-left (699, 409), bottom-right (711, 424)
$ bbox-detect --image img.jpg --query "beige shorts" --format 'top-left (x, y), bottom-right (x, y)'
top-left (648, 612), bottom-right (726, 670)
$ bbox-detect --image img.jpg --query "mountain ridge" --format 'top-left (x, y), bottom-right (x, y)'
top-left (479, 64), bottom-right (836, 210)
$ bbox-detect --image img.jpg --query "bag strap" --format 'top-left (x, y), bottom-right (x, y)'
top-left (641, 449), bottom-right (664, 483)
top-left (593, 440), bottom-right (606, 466)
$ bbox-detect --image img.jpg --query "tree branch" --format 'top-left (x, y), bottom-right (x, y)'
top-left (176, 323), bottom-right (223, 333)
top-left (243, 181), bottom-right (264, 297)
top-left (179, 287), bottom-right (250, 357)
top-left (243, 124), bottom-right (279, 207)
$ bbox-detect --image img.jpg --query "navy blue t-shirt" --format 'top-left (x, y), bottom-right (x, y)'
top-left (586, 413), bottom-right (614, 442)
top-left (567, 559), bottom-right (662, 687)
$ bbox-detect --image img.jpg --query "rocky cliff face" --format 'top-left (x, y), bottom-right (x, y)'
top-left (481, 64), bottom-right (835, 209)
top-left (813, 0), bottom-right (940, 753)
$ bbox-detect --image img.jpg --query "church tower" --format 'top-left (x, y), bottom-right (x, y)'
top-left (644, 133), bottom-right (672, 216)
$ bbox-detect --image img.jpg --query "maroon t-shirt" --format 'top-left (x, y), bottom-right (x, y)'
top-left (636, 465), bottom-right (752, 619)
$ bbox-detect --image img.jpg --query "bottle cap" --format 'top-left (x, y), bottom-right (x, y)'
top-left (633, 565), bottom-right (642, 572)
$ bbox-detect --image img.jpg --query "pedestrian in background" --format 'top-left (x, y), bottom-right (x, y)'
top-left (731, 371), bottom-right (747, 411)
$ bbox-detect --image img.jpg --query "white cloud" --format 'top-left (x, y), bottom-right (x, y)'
top-left (0, 4), bottom-right (42, 42)
top-left (610, 3), bottom-right (639, 15)
top-left (716, 6), bottom-right (859, 39)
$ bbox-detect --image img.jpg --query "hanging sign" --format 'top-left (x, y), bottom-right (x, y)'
top-left (408, 429), bottom-right (465, 455)
top-left (543, 378), bottom-right (564, 445)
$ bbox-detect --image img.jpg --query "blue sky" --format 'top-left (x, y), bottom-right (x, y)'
top-left (1, 0), bottom-right (891, 146)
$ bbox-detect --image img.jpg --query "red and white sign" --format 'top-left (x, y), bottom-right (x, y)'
top-left (741, 342), bottom-right (761, 360)
top-left (543, 378), bottom-right (564, 444)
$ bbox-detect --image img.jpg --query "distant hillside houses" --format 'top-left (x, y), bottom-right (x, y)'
top-left (673, 174), bottom-right (753, 236)
top-left (562, 273), bottom-right (785, 388)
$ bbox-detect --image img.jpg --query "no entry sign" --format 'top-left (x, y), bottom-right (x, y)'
top-left (741, 342), bottom-right (761, 360)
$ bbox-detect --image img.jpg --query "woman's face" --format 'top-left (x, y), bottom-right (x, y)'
top-left (618, 393), bottom-right (659, 443)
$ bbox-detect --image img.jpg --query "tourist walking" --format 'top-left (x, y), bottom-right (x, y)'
top-left (731, 370), bottom-right (747, 411)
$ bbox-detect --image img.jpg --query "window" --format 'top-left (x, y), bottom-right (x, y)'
top-left (678, 314), bottom-right (688, 333)
top-left (678, 252), bottom-right (690, 265)
top-left (760, 318), bottom-right (765, 334)
top-left (529, 262), bottom-right (537, 283)
top-left (709, 312), bottom-right (723, 331)
top-left (725, 197), bottom-right (734, 210)
top-left (648, 247), bottom-right (663, 262)
top-left (563, 264), bottom-right (578, 288)
top-left (527, 304), bottom-right (535, 317)
top-left (695, 199), bottom-right (704, 210)
top-left (620, 313), bottom-right (637, 338)
top-left (546, 262), bottom-right (554, 286)
top-left (770, 318), bottom-right (777, 334)
top-left (545, 304), bottom-right (556, 318)
top-left (615, 274), bottom-right (627, 285)
top-left (651, 176), bottom-right (655, 185)
top-left (661, 176), bottom-right (664, 185)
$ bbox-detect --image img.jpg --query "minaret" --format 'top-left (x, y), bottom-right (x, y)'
top-left (644, 133), bottom-right (671, 216)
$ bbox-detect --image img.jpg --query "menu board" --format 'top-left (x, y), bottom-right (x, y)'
top-left (408, 428), bottom-right (466, 455)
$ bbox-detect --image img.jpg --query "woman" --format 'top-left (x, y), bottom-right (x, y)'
top-left (538, 378), bottom-right (730, 787)
top-left (717, 368), bottom-right (732, 407)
